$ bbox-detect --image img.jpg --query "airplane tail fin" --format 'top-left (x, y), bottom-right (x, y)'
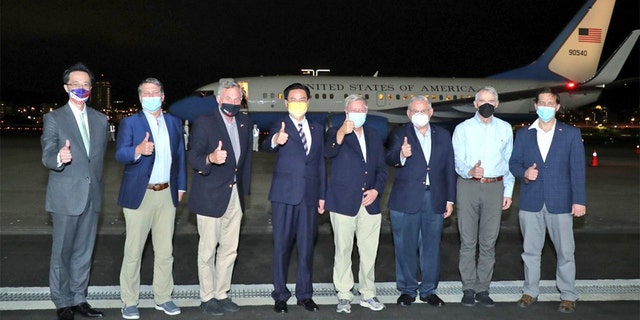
top-left (491, 0), bottom-right (616, 83)
top-left (583, 29), bottom-right (640, 85)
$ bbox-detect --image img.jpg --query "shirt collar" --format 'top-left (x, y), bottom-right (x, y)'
top-left (528, 119), bottom-right (556, 132)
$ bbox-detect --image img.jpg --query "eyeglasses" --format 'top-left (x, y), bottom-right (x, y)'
top-left (66, 83), bottom-right (92, 89)
top-left (408, 109), bottom-right (429, 115)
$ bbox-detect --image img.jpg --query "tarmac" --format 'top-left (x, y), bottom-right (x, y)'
top-left (1, 133), bottom-right (639, 319)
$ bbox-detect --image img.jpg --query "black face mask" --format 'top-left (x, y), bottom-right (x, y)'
top-left (477, 103), bottom-right (495, 118)
top-left (221, 103), bottom-right (241, 117)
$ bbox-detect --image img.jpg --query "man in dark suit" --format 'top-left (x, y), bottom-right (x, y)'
top-left (41, 62), bottom-right (108, 320)
top-left (386, 95), bottom-right (456, 308)
top-left (263, 83), bottom-right (326, 313)
top-left (116, 78), bottom-right (187, 319)
top-left (188, 79), bottom-right (253, 316)
top-left (509, 88), bottom-right (586, 314)
top-left (325, 94), bottom-right (388, 313)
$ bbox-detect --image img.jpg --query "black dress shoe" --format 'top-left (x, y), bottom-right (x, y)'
top-left (57, 307), bottom-right (74, 320)
top-left (71, 302), bottom-right (103, 317)
top-left (397, 293), bottom-right (415, 306)
top-left (297, 298), bottom-right (319, 311)
top-left (420, 294), bottom-right (445, 307)
top-left (274, 300), bottom-right (288, 313)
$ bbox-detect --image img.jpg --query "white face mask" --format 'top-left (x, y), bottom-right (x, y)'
top-left (411, 112), bottom-right (429, 128)
top-left (348, 112), bottom-right (367, 128)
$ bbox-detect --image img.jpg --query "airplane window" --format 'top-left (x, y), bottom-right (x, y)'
top-left (322, 93), bottom-right (326, 99)
top-left (263, 93), bottom-right (267, 99)
top-left (365, 94), bottom-right (369, 99)
top-left (432, 95), bottom-right (437, 100)
top-left (377, 93), bottom-right (384, 100)
top-left (271, 93), bottom-right (275, 99)
top-left (278, 93), bottom-right (283, 100)
top-left (387, 94), bottom-right (392, 100)
top-left (330, 94), bottom-right (334, 99)
top-left (344, 94), bottom-right (348, 98)
top-left (396, 94), bottom-right (400, 100)
top-left (315, 93), bottom-right (320, 99)
top-left (446, 95), bottom-right (451, 100)
top-left (453, 95), bottom-right (457, 99)
top-left (439, 95), bottom-right (443, 100)
top-left (403, 94), bottom-right (408, 100)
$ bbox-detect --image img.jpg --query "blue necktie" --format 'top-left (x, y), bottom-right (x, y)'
top-left (298, 123), bottom-right (308, 155)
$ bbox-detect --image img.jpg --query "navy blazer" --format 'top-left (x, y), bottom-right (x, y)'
top-left (386, 123), bottom-right (456, 214)
top-left (264, 116), bottom-right (326, 206)
top-left (188, 109), bottom-right (253, 217)
top-left (324, 125), bottom-right (387, 216)
top-left (509, 121), bottom-right (586, 213)
top-left (115, 111), bottom-right (187, 209)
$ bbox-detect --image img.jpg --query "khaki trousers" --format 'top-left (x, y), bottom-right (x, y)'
top-left (120, 188), bottom-right (175, 306)
top-left (196, 186), bottom-right (243, 301)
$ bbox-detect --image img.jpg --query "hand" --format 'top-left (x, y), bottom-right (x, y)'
top-left (209, 140), bottom-right (227, 164)
top-left (401, 136), bottom-right (412, 158)
top-left (136, 132), bottom-right (154, 156)
top-left (444, 202), bottom-right (454, 219)
top-left (275, 121), bottom-right (289, 145)
top-left (318, 199), bottom-right (325, 214)
top-left (59, 139), bottom-right (72, 164)
top-left (502, 197), bottom-right (512, 210)
top-left (525, 162), bottom-right (538, 181)
top-left (572, 204), bottom-right (586, 217)
top-left (469, 160), bottom-right (484, 179)
top-left (361, 189), bottom-right (378, 207)
top-left (340, 113), bottom-right (354, 135)
top-left (178, 191), bottom-right (185, 202)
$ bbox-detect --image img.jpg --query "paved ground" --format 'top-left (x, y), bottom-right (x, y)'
top-left (0, 134), bottom-right (638, 319)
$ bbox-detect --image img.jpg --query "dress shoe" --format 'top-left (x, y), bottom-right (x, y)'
top-left (57, 307), bottom-right (74, 320)
top-left (420, 294), bottom-right (445, 307)
top-left (274, 300), bottom-right (288, 313)
top-left (297, 298), bottom-right (319, 311)
top-left (72, 302), bottom-right (104, 317)
top-left (558, 300), bottom-right (576, 313)
top-left (397, 293), bottom-right (415, 306)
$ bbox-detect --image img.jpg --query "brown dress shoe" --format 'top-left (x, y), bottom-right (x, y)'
top-left (517, 294), bottom-right (537, 308)
top-left (558, 300), bottom-right (576, 313)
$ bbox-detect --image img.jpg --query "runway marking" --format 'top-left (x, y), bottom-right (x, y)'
top-left (1, 279), bottom-right (638, 310)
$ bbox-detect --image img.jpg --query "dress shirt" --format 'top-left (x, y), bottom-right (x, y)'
top-left (355, 128), bottom-right (367, 162)
top-left (219, 108), bottom-right (241, 163)
top-left (143, 110), bottom-right (171, 184)
top-left (529, 119), bottom-right (556, 162)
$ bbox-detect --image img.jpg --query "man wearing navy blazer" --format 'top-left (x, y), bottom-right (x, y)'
top-left (116, 78), bottom-right (186, 318)
top-left (41, 62), bottom-right (108, 320)
top-left (188, 79), bottom-right (253, 316)
top-left (386, 95), bottom-right (456, 308)
top-left (263, 83), bottom-right (326, 313)
top-left (509, 88), bottom-right (586, 314)
top-left (325, 94), bottom-right (388, 313)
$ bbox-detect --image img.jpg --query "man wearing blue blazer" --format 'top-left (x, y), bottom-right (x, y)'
top-left (263, 83), bottom-right (326, 313)
top-left (116, 78), bottom-right (187, 319)
top-left (386, 95), bottom-right (456, 308)
top-left (325, 94), bottom-right (388, 314)
top-left (188, 79), bottom-right (253, 316)
top-left (509, 88), bottom-right (586, 314)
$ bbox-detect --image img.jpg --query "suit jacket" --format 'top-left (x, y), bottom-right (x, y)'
top-left (509, 121), bottom-right (586, 213)
top-left (188, 109), bottom-right (253, 217)
top-left (115, 111), bottom-right (187, 209)
top-left (41, 103), bottom-right (108, 215)
top-left (324, 125), bottom-right (387, 216)
top-left (386, 123), bottom-right (456, 214)
top-left (264, 116), bottom-right (326, 206)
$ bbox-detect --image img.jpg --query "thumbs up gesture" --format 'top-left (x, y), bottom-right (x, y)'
top-left (401, 136), bottom-right (412, 158)
top-left (341, 113), bottom-right (354, 135)
top-left (525, 162), bottom-right (538, 181)
top-left (136, 132), bottom-right (155, 156)
top-left (469, 160), bottom-right (484, 178)
top-left (59, 139), bottom-right (72, 164)
top-left (208, 140), bottom-right (227, 164)
top-left (275, 121), bottom-right (289, 146)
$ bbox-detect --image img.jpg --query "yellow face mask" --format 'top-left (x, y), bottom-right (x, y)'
top-left (287, 101), bottom-right (308, 118)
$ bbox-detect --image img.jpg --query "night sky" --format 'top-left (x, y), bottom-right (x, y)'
top-left (1, 0), bottom-right (638, 106)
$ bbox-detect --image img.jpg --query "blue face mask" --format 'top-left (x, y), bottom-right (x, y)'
top-left (141, 97), bottom-right (162, 112)
top-left (536, 106), bottom-right (556, 122)
top-left (348, 112), bottom-right (367, 128)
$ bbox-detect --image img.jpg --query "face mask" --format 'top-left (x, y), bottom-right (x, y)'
top-left (536, 106), bottom-right (556, 122)
top-left (141, 97), bottom-right (162, 112)
top-left (477, 103), bottom-right (495, 118)
top-left (411, 112), bottom-right (429, 128)
top-left (288, 101), bottom-right (308, 118)
top-left (69, 88), bottom-right (90, 103)
top-left (348, 112), bottom-right (367, 128)
top-left (221, 103), bottom-right (241, 117)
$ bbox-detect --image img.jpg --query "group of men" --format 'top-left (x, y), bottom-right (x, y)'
top-left (42, 62), bottom-right (586, 320)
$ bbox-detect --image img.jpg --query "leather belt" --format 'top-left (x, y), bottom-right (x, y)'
top-left (471, 176), bottom-right (503, 183)
top-left (147, 183), bottom-right (169, 191)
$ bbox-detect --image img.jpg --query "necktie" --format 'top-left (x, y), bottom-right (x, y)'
top-left (298, 123), bottom-right (308, 155)
top-left (79, 111), bottom-right (90, 155)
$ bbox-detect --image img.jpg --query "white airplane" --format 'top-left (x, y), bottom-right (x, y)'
top-left (169, 0), bottom-right (639, 135)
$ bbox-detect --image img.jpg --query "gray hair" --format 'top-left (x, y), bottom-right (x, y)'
top-left (217, 78), bottom-right (244, 98)
top-left (475, 86), bottom-right (499, 102)
top-left (344, 94), bottom-right (368, 110)
top-left (138, 77), bottom-right (164, 94)
top-left (409, 95), bottom-right (432, 109)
